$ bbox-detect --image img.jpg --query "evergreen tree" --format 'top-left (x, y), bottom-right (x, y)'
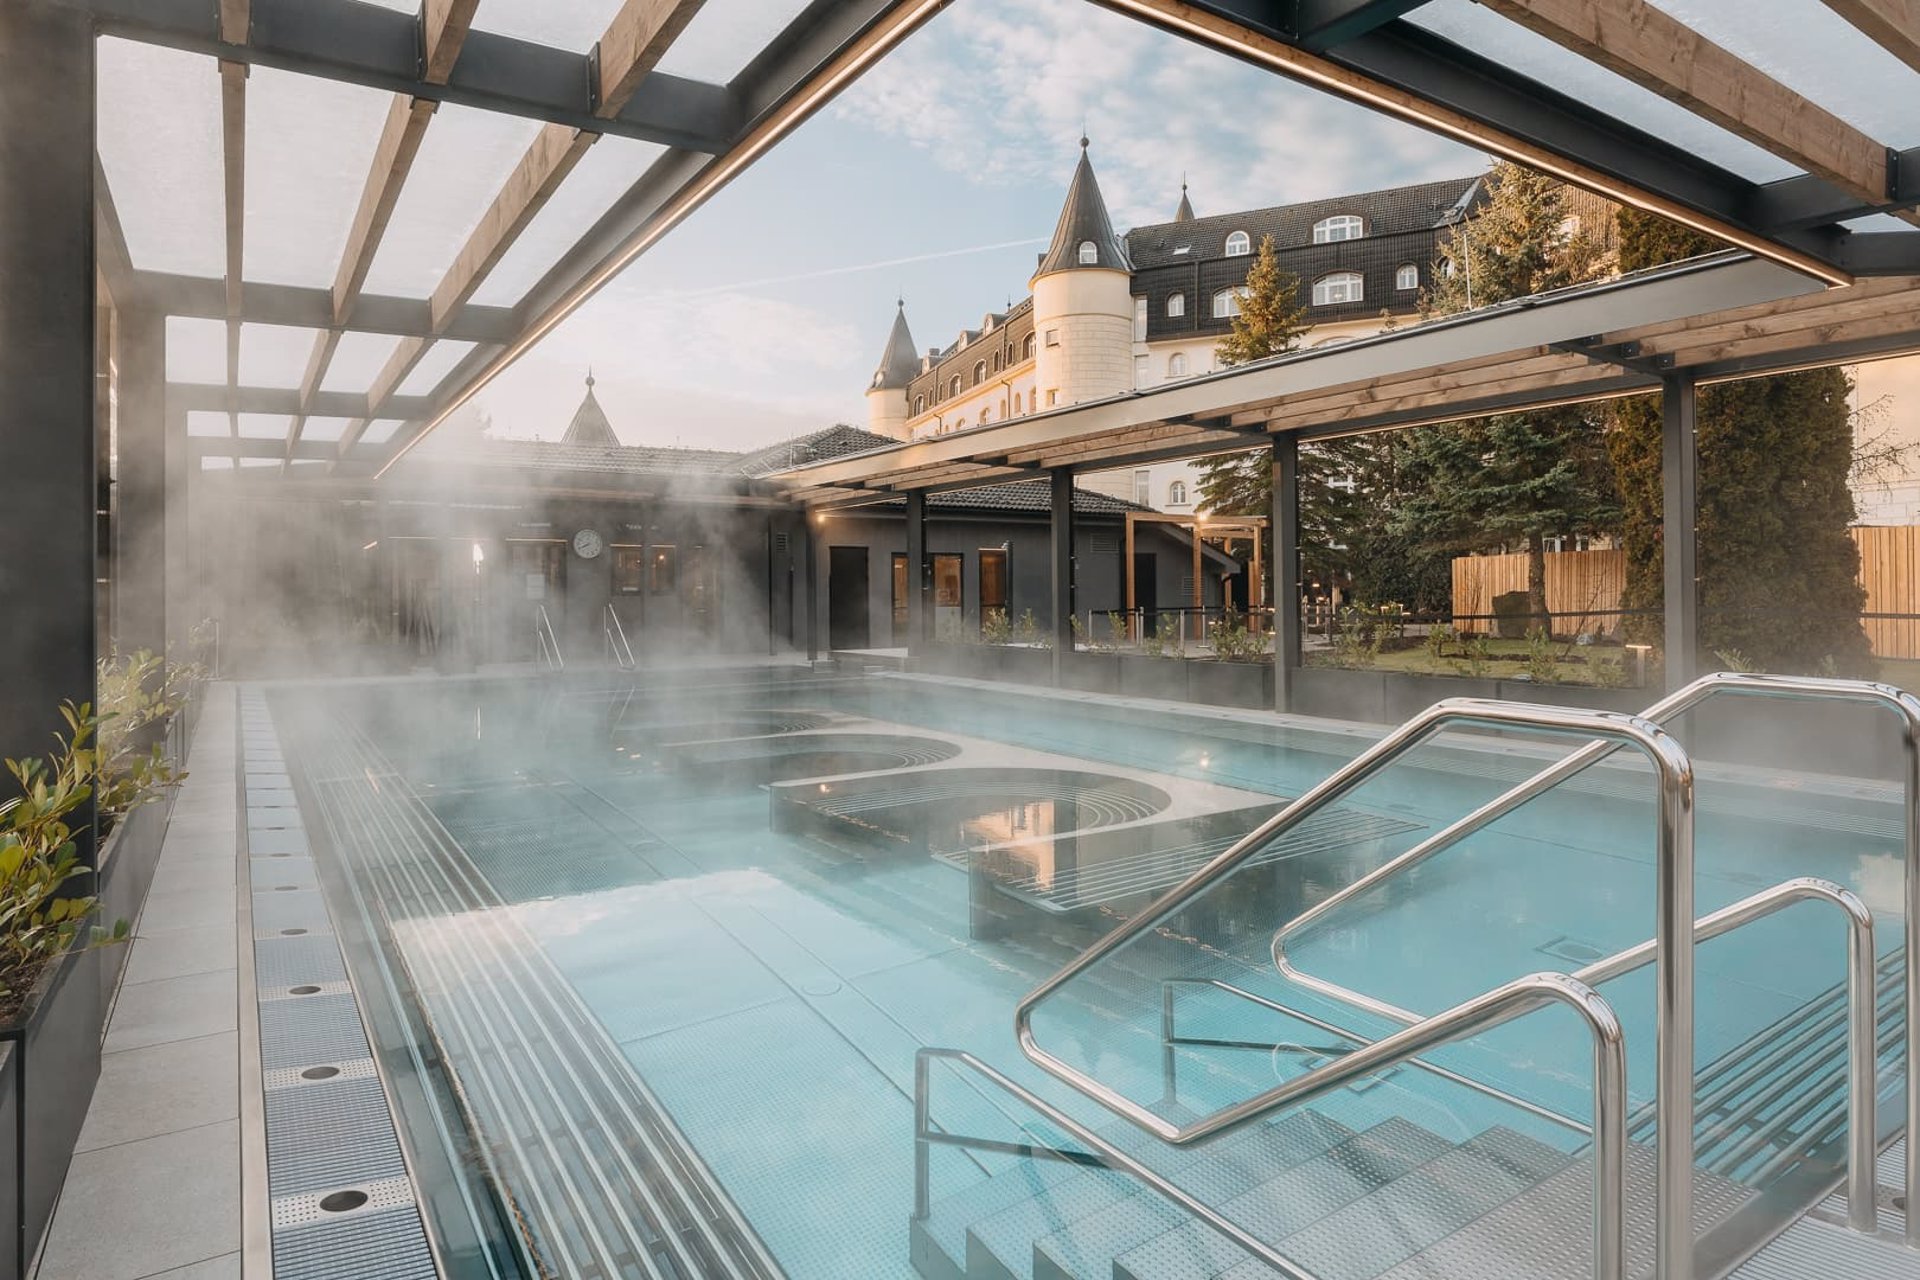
top-left (1607, 208), bottom-right (1870, 672)
top-left (1393, 162), bottom-right (1619, 625)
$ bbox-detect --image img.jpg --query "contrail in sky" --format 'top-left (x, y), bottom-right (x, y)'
top-left (645, 237), bottom-right (1050, 300)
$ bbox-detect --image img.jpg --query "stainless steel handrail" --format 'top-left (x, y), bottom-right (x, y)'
top-left (1159, 977), bottom-right (1593, 1138)
top-left (1270, 876), bottom-right (1877, 1234)
top-left (1269, 670), bottom-right (1920, 1246)
top-left (603, 603), bottom-right (636, 671)
top-left (534, 604), bottom-right (565, 672)
top-left (926, 969), bottom-right (1627, 1279)
top-left (1014, 697), bottom-right (1693, 1280)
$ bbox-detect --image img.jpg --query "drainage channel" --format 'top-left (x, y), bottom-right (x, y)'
top-left (286, 701), bottom-right (787, 1280)
top-left (239, 687), bottom-right (441, 1280)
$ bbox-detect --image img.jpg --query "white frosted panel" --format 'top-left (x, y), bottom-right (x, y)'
top-left (362, 104), bottom-right (544, 297)
top-left (237, 414), bottom-right (292, 439)
top-left (1409, 0), bottom-right (1799, 183)
top-left (470, 137), bottom-right (667, 306)
top-left (244, 66), bottom-right (393, 287)
top-left (361, 419), bottom-right (407, 443)
top-left (470, 0), bottom-right (631, 52)
top-left (238, 323), bottom-right (322, 388)
top-left (654, 0), bottom-right (815, 83)
top-left (301, 417), bottom-right (353, 442)
top-left (1653, 0), bottom-right (1920, 148)
top-left (397, 340), bottom-right (478, 396)
top-left (200, 457), bottom-right (235, 471)
top-left (238, 457), bottom-right (278, 468)
top-left (167, 317), bottom-right (228, 384)
top-left (320, 331), bottom-right (404, 393)
top-left (187, 412), bottom-right (230, 437)
top-left (98, 38), bottom-right (225, 276)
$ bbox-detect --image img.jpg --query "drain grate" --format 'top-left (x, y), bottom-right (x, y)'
top-left (266, 1079), bottom-right (410, 1196)
top-left (253, 934), bottom-right (349, 989)
top-left (263, 1056), bottom-right (378, 1091)
top-left (257, 990), bottom-right (370, 1070)
top-left (270, 1205), bottom-right (438, 1280)
top-left (252, 890), bottom-right (331, 937)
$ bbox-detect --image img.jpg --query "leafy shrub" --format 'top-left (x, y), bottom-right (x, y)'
top-left (1592, 654), bottom-right (1628, 688)
top-left (1208, 614), bottom-right (1272, 663)
top-left (1424, 623), bottom-right (1455, 665)
top-left (980, 608), bottom-right (1011, 645)
top-left (1525, 626), bottom-right (1557, 684)
top-left (1458, 634), bottom-right (1492, 679)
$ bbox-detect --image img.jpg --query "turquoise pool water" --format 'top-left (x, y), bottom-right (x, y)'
top-left (276, 668), bottom-right (1911, 1279)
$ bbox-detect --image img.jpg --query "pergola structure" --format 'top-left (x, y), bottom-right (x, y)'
top-left (1123, 512), bottom-right (1270, 642)
top-left (3, 0), bottom-right (1920, 749)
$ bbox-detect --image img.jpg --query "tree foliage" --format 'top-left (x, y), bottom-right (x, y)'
top-left (1607, 208), bottom-right (1871, 673)
top-left (1396, 162), bottom-right (1618, 623)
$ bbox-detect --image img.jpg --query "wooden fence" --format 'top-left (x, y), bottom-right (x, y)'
top-left (1451, 549), bottom-right (1626, 636)
top-left (1852, 526), bottom-right (1920, 660)
top-left (1447, 530), bottom-right (1920, 657)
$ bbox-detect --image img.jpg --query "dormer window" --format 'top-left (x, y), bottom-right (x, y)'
top-left (1311, 271), bottom-right (1364, 305)
top-left (1313, 215), bottom-right (1364, 243)
top-left (1166, 292), bottom-right (1185, 318)
top-left (1224, 230), bottom-right (1250, 257)
top-left (1395, 263), bottom-right (1419, 291)
top-left (1077, 240), bottom-right (1098, 265)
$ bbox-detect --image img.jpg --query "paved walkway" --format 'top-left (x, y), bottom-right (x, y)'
top-left (38, 686), bottom-right (244, 1279)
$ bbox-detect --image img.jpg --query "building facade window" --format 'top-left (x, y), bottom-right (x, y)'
top-left (980, 406), bottom-right (992, 424)
top-left (1134, 354), bottom-right (1149, 385)
top-left (1133, 470), bottom-right (1151, 505)
top-left (1023, 333), bottom-right (1036, 359)
top-left (1395, 263), bottom-right (1419, 291)
top-left (1312, 214), bottom-right (1364, 243)
top-left (1078, 239), bottom-right (1098, 264)
top-left (1166, 292), bottom-right (1185, 317)
top-left (949, 375), bottom-right (961, 396)
top-left (973, 360), bottom-right (986, 386)
top-left (1311, 271), bottom-right (1364, 306)
top-left (1168, 352), bottom-right (1187, 378)
top-left (1013, 393), bottom-right (1022, 414)
top-left (1045, 389), bottom-right (1057, 407)
top-left (1167, 480), bottom-right (1186, 505)
top-left (1212, 289), bottom-right (1242, 318)
top-left (650, 545), bottom-right (677, 593)
top-left (613, 546), bottom-right (645, 594)
top-left (1043, 329), bottom-right (1059, 347)
top-left (1133, 295), bottom-right (1147, 341)
top-left (913, 395), bottom-right (925, 414)
top-left (1224, 230), bottom-right (1250, 256)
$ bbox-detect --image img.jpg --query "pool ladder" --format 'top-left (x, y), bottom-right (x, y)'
top-left (533, 604), bottom-right (564, 672)
top-left (916, 672), bottom-right (1920, 1280)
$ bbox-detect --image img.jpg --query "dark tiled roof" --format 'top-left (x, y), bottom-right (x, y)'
top-left (927, 480), bottom-right (1148, 515)
top-left (736, 425), bottom-right (899, 476)
top-left (1126, 175), bottom-right (1481, 269)
top-left (445, 439), bottom-right (744, 476)
top-left (1034, 142), bottom-right (1132, 276)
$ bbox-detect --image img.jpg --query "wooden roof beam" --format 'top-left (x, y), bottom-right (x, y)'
top-left (1482, 0), bottom-right (1917, 224)
top-left (423, 0), bottom-right (481, 84)
top-left (1821, 0), bottom-right (1920, 77)
top-left (596, 0), bottom-right (709, 115)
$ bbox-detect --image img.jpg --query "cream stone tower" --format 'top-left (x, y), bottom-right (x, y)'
top-left (865, 301), bottom-right (920, 441)
top-left (1029, 138), bottom-right (1134, 411)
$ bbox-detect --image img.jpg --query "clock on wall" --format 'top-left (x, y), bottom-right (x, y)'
top-left (572, 528), bottom-right (605, 559)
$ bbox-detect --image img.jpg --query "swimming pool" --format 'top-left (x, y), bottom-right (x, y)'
top-left (268, 667), bottom-right (1911, 1279)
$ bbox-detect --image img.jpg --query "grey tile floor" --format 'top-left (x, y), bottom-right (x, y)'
top-left (37, 686), bottom-right (245, 1280)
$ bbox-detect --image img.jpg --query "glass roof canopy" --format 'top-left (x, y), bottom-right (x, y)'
top-left (79, 0), bottom-right (1920, 481)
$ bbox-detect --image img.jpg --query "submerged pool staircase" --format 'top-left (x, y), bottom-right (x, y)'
top-left (914, 673), bottom-right (1920, 1280)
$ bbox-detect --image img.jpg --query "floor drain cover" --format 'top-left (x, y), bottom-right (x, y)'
top-left (290, 985), bottom-right (322, 996)
top-left (281, 928), bottom-right (307, 936)
top-left (301, 1065), bottom-right (340, 1081)
top-left (319, 1190), bottom-right (369, 1214)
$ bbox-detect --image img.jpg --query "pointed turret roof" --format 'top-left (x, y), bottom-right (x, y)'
top-left (1033, 137), bottom-right (1131, 277)
top-left (561, 371), bottom-right (620, 446)
top-left (869, 301), bottom-right (919, 391)
top-left (1175, 181), bottom-right (1195, 223)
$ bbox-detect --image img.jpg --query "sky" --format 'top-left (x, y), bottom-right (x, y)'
top-left (461, 0), bottom-right (1490, 450)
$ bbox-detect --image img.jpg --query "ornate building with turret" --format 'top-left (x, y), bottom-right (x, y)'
top-left (865, 141), bottom-right (1487, 511)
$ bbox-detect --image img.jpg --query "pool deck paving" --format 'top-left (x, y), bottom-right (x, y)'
top-left (37, 684), bottom-right (246, 1280)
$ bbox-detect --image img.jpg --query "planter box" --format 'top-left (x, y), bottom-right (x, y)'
top-left (0, 942), bottom-right (105, 1279)
top-left (1117, 654), bottom-right (1188, 701)
top-left (94, 794), bottom-right (171, 1005)
top-left (1186, 660), bottom-right (1272, 709)
top-left (1061, 652), bottom-right (1121, 694)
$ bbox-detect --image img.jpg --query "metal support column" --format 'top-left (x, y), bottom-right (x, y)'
top-left (1272, 436), bottom-right (1301, 712)
top-left (164, 397), bottom-right (191, 655)
top-left (804, 516), bottom-right (821, 663)
top-left (1662, 374), bottom-right (1700, 690)
top-left (1050, 469), bottom-right (1074, 685)
top-left (117, 305), bottom-right (168, 660)
top-left (0, 6), bottom-right (97, 775)
top-left (906, 490), bottom-right (929, 650)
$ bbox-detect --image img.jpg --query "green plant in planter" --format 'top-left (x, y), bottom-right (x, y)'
top-left (0, 705), bottom-right (130, 1023)
top-left (1525, 626), bottom-right (1557, 684)
top-left (1106, 612), bottom-right (1129, 651)
top-left (980, 608), bottom-right (1011, 645)
top-left (94, 649), bottom-right (193, 829)
top-left (1458, 633), bottom-right (1492, 679)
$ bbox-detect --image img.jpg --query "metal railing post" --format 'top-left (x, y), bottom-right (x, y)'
top-left (913, 1052), bottom-right (931, 1221)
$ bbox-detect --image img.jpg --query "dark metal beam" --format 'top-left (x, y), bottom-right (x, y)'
top-left (905, 490), bottom-right (928, 651)
top-left (1050, 468), bottom-right (1074, 685)
top-left (135, 272), bottom-right (520, 344)
top-left (1270, 435), bottom-right (1300, 711)
top-left (1833, 229), bottom-right (1920, 275)
top-left (1290, 0), bottom-right (1431, 51)
top-left (117, 306), bottom-right (169, 656)
top-left (68, 0), bottom-right (736, 153)
top-left (1749, 150), bottom-right (1920, 231)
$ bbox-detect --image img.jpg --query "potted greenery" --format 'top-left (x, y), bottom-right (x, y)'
top-left (0, 701), bottom-right (138, 1278)
top-left (90, 651), bottom-right (191, 986)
